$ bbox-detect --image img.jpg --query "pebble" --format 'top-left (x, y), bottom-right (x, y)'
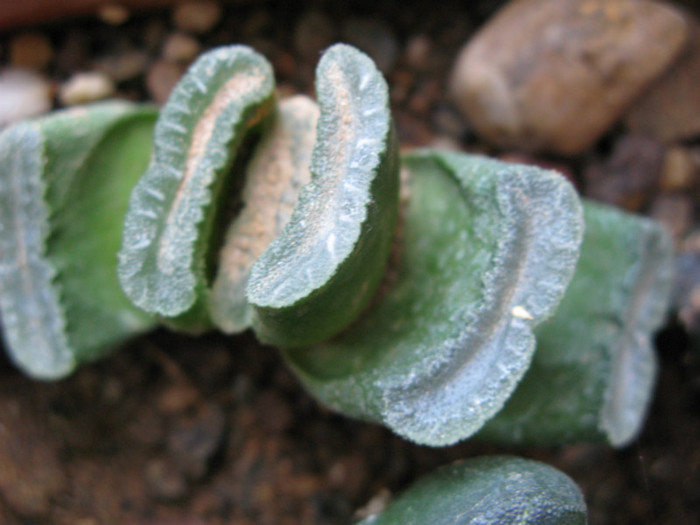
top-left (583, 134), bottom-right (665, 210)
top-left (626, 15), bottom-right (700, 142)
top-left (146, 59), bottom-right (185, 104)
top-left (145, 457), bottom-right (188, 501)
top-left (9, 32), bottom-right (53, 70)
top-left (95, 50), bottom-right (149, 82)
top-left (58, 71), bottom-right (115, 106)
top-left (650, 193), bottom-right (693, 243)
top-left (0, 68), bottom-right (51, 126)
top-left (162, 32), bottom-right (201, 63)
top-left (404, 34), bottom-right (432, 72)
top-left (449, 0), bottom-right (688, 155)
top-left (342, 18), bottom-right (399, 74)
top-left (660, 146), bottom-right (699, 192)
top-left (167, 403), bottom-right (226, 481)
top-left (293, 10), bottom-right (335, 61)
top-left (172, 1), bottom-right (222, 34)
top-left (97, 3), bottom-right (130, 26)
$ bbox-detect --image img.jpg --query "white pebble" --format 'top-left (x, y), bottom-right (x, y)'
top-left (0, 69), bottom-right (51, 126)
top-left (59, 72), bottom-right (115, 106)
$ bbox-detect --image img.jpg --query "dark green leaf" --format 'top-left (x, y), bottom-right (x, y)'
top-left (358, 456), bottom-right (587, 525)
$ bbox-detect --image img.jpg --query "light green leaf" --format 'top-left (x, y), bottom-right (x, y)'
top-left (283, 151), bottom-right (584, 446)
top-left (478, 201), bottom-right (674, 447)
top-left (0, 102), bottom-right (157, 379)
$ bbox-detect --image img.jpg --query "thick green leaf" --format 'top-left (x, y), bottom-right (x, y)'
top-left (478, 201), bottom-right (674, 447)
top-left (0, 102), bottom-right (157, 379)
top-left (358, 456), bottom-right (587, 525)
top-left (118, 45), bottom-right (275, 329)
top-left (283, 151), bottom-right (583, 446)
top-left (210, 95), bottom-right (319, 333)
top-left (247, 43), bottom-right (399, 346)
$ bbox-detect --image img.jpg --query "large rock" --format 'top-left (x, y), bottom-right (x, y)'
top-left (450, 0), bottom-right (688, 155)
top-left (625, 15), bottom-right (700, 142)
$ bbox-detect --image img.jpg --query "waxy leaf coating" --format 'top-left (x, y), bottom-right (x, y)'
top-left (478, 201), bottom-right (674, 447)
top-left (358, 456), bottom-right (587, 525)
top-left (118, 45), bottom-right (275, 329)
top-left (0, 102), bottom-right (157, 379)
top-left (283, 151), bottom-right (584, 446)
top-left (247, 43), bottom-right (399, 347)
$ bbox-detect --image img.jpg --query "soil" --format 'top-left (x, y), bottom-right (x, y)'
top-left (0, 1), bottom-right (699, 524)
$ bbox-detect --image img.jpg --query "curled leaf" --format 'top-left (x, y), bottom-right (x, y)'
top-left (478, 201), bottom-right (674, 447)
top-left (247, 43), bottom-right (399, 347)
top-left (282, 151), bottom-right (583, 446)
top-left (0, 102), bottom-right (157, 379)
top-left (358, 456), bottom-right (587, 525)
top-left (118, 45), bottom-right (275, 329)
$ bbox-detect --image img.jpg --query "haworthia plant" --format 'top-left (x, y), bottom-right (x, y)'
top-left (247, 43), bottom-right (399, 346)
top-left (478, 201), bottom-right (674, 447)
top-left (0, 102), bottom-right (158, 379)
top-left (210, 95), bottom-right (319, 333)
top-left (118, 45), bottom-right (276, 330)
top-left (282, 150), bottom-right (584, 446)
top-left (358, 456), bottom-right (587, 525)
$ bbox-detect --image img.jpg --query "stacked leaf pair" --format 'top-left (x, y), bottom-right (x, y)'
top-left (0, 45), bottom-right (673, 452)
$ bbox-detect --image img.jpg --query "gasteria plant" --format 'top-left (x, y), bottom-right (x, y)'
top-left (0, 42), bottom-right (675, 521)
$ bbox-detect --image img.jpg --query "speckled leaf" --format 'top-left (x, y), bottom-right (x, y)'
top-left (118, 45), bottom-right (275, 329)
top-left (282, 151), bottom-right (584, 446)
top-left (0, 102), bottom-right (157, 379)
top-left (358, 456), bottom-right (587, 525)
top-left (247, 43), bottom-right (399, 347)
top-left (478, 201), bottom-right (674, 447)
top-left (209, 95), bottom-right (319, 333)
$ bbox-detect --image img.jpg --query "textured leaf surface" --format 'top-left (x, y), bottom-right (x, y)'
top-left (0, 102), bottom-right (157, 379)
top-left (283, 151), bottom-right (584, 446)
top-left (358, 456), bottom-right (587, 525)
top-left (210, 96), bottom-right (319, 333)
top-left (118, 45), bottom-right (275, 328)
top-left (478, 201), bottom-right (674, 447)
top-left (247, 43), bottom-right (399, 346)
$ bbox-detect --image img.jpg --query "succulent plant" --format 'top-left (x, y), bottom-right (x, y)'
top-left (0, 101), bottom-right (157, 379)
top-left (0, 42), bottom-right (677, 522)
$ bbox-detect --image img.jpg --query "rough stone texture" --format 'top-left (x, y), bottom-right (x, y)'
top-left (625, 15), bottom-right (700, 142)
top-left (450, 0), bottom-right (688, 155)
